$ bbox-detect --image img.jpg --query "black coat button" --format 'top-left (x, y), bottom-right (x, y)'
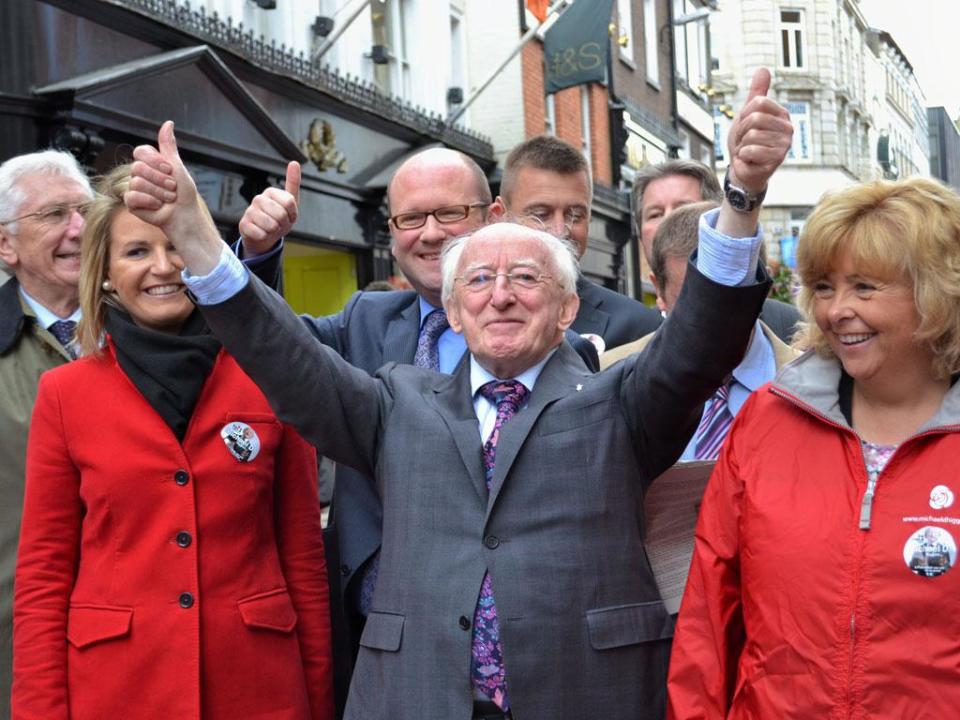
top-left (179, 592), bottom-right (194, 609)
top-left (174, 470), bottom-right (189, 486)
top-left (459, 615), bottom-right (471, 630)
top-left (176, 531), bottom-right (192, 548)
top-left (484, 535), bottom-right (500, 549)
top-left (340, 564), bottom-right (350, 576)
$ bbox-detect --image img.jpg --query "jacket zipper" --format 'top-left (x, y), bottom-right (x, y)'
top-left (769, 386), bottom-right (960, 714)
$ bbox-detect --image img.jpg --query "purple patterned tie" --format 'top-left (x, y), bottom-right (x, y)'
top-left (413, 309), bottom-right (449, 372)
top-left (48, 319), bottom-right (77, 359)
top-left (694, 381), bottom-right (734, 460)
top-left (472, 380), bottom-right (529, 711)
top-left (357, 309), bottom-right (450, 616)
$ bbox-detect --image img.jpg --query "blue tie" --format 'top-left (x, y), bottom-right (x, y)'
top-left (48, 319), bottom-right (77, 359)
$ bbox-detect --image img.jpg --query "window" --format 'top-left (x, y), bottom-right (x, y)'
top-left (644, 0), bottom-right (659, 85)
top-left (371, 0), bottom-right (410, 98)
top-left (617, 0), bottom-right (634, 63)
top-left (780, 9), bottom-right (805, 68)
top-left (545, 93), bottom-right (557, 135)
top-left (785, 101), bottom-right (812, 161)
top-left (449, 9), bottom-right (467, 116)
top-left (581, 86), bottom-right (592, 171)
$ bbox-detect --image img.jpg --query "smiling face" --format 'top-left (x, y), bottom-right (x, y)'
top-left (639, 174), bottom-right (703, 263)
top-left (0, 173), bottom-right (90, 310)
top-left (106, 209), bottom-right (193, 334)
top-left (445, 229), bottom-right (579, 379)
top-left (388, 152), bottom-right (489, 306)
top-left (812, 246), bottom-right (934, 391)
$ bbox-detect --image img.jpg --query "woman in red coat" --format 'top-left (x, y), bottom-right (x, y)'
top-left (13, 165), bottom-right (333, 720)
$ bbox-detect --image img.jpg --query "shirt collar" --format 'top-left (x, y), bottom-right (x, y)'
top-left (418, 295), bottom-right (442, 330)
top-left (18, 286), bottom-right (81, 328)
top-left (731, 320), bottom-right (775, 391)
top-left (469, 347), bottom-right (557, 398)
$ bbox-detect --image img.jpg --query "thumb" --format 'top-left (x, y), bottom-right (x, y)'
top-left (745, 67), bottom-right (771, 104)
top-left (157, 120), bottom-right (183, 166)
top-left (284, 161), bottom-right (302, 203)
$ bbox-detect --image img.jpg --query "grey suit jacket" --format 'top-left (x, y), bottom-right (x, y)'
top-left (572, 276), bottom-right (663, 347)
top-left (199, 261), bottom-right (769, 719)
top-left (758, 297), bottom-right (803, 344)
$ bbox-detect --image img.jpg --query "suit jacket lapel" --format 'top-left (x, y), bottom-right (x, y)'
top-left (574, 277), bottom-right (610, 338)
top-left (383, 295), bottom-right (421, 363)
top-left (485, 344), bottom-right (587, 520)
top-left (431, 354), bottom-right (487, 503)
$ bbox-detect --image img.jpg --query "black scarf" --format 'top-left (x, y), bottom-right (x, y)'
top-left (105, 307), bottom-right (221, 441)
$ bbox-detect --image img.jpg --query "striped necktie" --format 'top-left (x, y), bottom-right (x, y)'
top-left (694, 381), bottom-right (733, 460)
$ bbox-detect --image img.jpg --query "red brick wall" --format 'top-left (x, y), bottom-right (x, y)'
top-left (521, 41), bottom-right (612, 187)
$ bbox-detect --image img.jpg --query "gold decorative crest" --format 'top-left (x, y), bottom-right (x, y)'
top-left (302, 118), bottom-right (347, 173)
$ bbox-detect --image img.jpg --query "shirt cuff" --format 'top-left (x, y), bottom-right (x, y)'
top-left (695, 208), bottom-right (763, 286)
top-left (232, 236), bottom-right (283, 264)
top-left (182, 243), bottom-right (249, 305)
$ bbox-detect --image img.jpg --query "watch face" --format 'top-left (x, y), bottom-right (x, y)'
top-left (727, 188), bottom-right (749, 211)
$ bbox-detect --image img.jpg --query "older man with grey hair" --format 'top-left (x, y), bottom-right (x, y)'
top-left (0, 150), bottom-right (93, 716)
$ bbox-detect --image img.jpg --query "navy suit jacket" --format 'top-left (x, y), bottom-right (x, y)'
top-left (572, 277), bottom-right (662, 347)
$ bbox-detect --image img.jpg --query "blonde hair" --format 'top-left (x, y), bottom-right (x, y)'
top-left (794, 177), bottom-right (960, 378)
top-left (76, 165), bottom-right (132, 356)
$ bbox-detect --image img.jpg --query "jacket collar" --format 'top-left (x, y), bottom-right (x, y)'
top-left (0, 277), bottom-right (29, 355)
top-left (772, 350), bottom-right (960, 434)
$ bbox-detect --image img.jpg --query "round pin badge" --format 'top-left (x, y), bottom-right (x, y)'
top-left (929, 485), bottom-right (955, 510)
top-left (220, 421), bottom-right (261, 463)
top-left (903, 526), bottom-right (957, 578)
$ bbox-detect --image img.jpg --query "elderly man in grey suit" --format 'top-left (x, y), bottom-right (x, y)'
top-left (127, 68), bottom-right (791, 720)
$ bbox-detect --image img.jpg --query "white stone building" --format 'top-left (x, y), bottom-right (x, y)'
top-left (709, 0), bottom-right (928, 260)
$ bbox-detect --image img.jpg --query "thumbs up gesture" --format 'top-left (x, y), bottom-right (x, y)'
top-left (727, 68), bottom-right (793, 193)
top-left (239, 161), bottom-right (301, 256)
top-left (125, 121), bottom-right (224, 274)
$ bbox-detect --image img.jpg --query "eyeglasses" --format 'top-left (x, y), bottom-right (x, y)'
top-left (389, 203), bottom-right (489, 230)
top-left (454, 269), bottom-right (554, 293)
top-left (0, 202), bottom-right (91, 228)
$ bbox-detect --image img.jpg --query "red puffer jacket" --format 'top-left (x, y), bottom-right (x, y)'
top-left (668, 351), bottom-right (960, 720)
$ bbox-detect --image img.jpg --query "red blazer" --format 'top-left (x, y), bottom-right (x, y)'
top-left (13, 345), bottom-right (333, 720)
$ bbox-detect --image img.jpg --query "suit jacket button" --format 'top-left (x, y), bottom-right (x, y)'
top-left (179, 592), bottom-right (194, 609)
top-left (176, 531), bottom-right (192, 548)
top-left (459, 615), bottom-right (471, 630)
top-left (340, 564), bottom-right (350, 576)
top-left (174, 470), bottom-right (189, 486)
top-left (484, 535), bottom-right (500, 549)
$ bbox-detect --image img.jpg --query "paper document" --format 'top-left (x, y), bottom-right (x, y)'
top-left (643, 460), bottom-right (716, 614)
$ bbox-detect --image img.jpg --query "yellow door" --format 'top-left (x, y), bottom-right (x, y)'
top-left (282, 243), bottom-right (358, 316)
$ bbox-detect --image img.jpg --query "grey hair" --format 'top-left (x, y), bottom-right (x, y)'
top-left (632, 159), bottom-right (722, 230)
top-left (0, 150), bottom-right (93, 234)
top-left (440, 223), bottom-right (580, 305)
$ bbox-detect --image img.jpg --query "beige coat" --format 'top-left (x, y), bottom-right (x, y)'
top-left (600, 320), bottom-right (798, 371)
top-left (0, 276), bottom-right (71, 718)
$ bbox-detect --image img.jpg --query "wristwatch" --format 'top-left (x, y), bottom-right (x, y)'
top-left (723, 172), bottom-right (766, 213)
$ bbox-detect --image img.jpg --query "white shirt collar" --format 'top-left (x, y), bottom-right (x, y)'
top-left (469, 347), bottom-right (558, 397)
top-left (18, 286), bottom-right (81, 329)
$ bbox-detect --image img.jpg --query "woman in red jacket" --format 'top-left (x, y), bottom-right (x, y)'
top-left (668, 177), bottom-right (960, 719)
top-left (13, 165), bottom-right (333, 720)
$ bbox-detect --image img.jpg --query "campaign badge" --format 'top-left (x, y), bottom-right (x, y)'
top-left (903, 526), bottom-right (957, 578)
top-left (220, 421), bottom-right (261, 463)
top-left (929, 485), bottom-right (955, 510)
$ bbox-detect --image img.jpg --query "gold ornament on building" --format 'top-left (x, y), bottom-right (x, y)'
top-left (302, 119), bottom-right (347, 173)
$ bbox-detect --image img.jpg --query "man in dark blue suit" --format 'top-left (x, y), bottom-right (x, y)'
top-left (490, 135), bottom-right (662, 350)
top-left (239, 147), bottom-right (597, 716)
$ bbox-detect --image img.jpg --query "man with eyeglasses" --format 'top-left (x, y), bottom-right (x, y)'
top-left (123, 68), bottom-right (791, 716)
top-left (490, 135), bottom-right (662, 351)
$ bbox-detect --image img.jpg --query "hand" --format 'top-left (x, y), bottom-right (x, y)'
top-left (125, 121), bottom-right (224, 275)
top-left (239, 161), bottom-right (301, 256)
top-left (727, 68), bottom-right (793, 193)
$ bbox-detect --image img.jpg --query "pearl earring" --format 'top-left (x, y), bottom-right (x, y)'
top-left (102, 280), bottom-right (114, 292)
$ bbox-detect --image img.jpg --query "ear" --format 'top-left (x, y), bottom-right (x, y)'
top-left (489, 196), bottom-right (508, 221)
top-left (0, 228), bottom-right (19, 269)
top-left (650, 273), bottom-right (667, 314)
top-left (556, 291), bottom-right (580, 332)
top-left (444, 296), bottom-right (463, 334)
